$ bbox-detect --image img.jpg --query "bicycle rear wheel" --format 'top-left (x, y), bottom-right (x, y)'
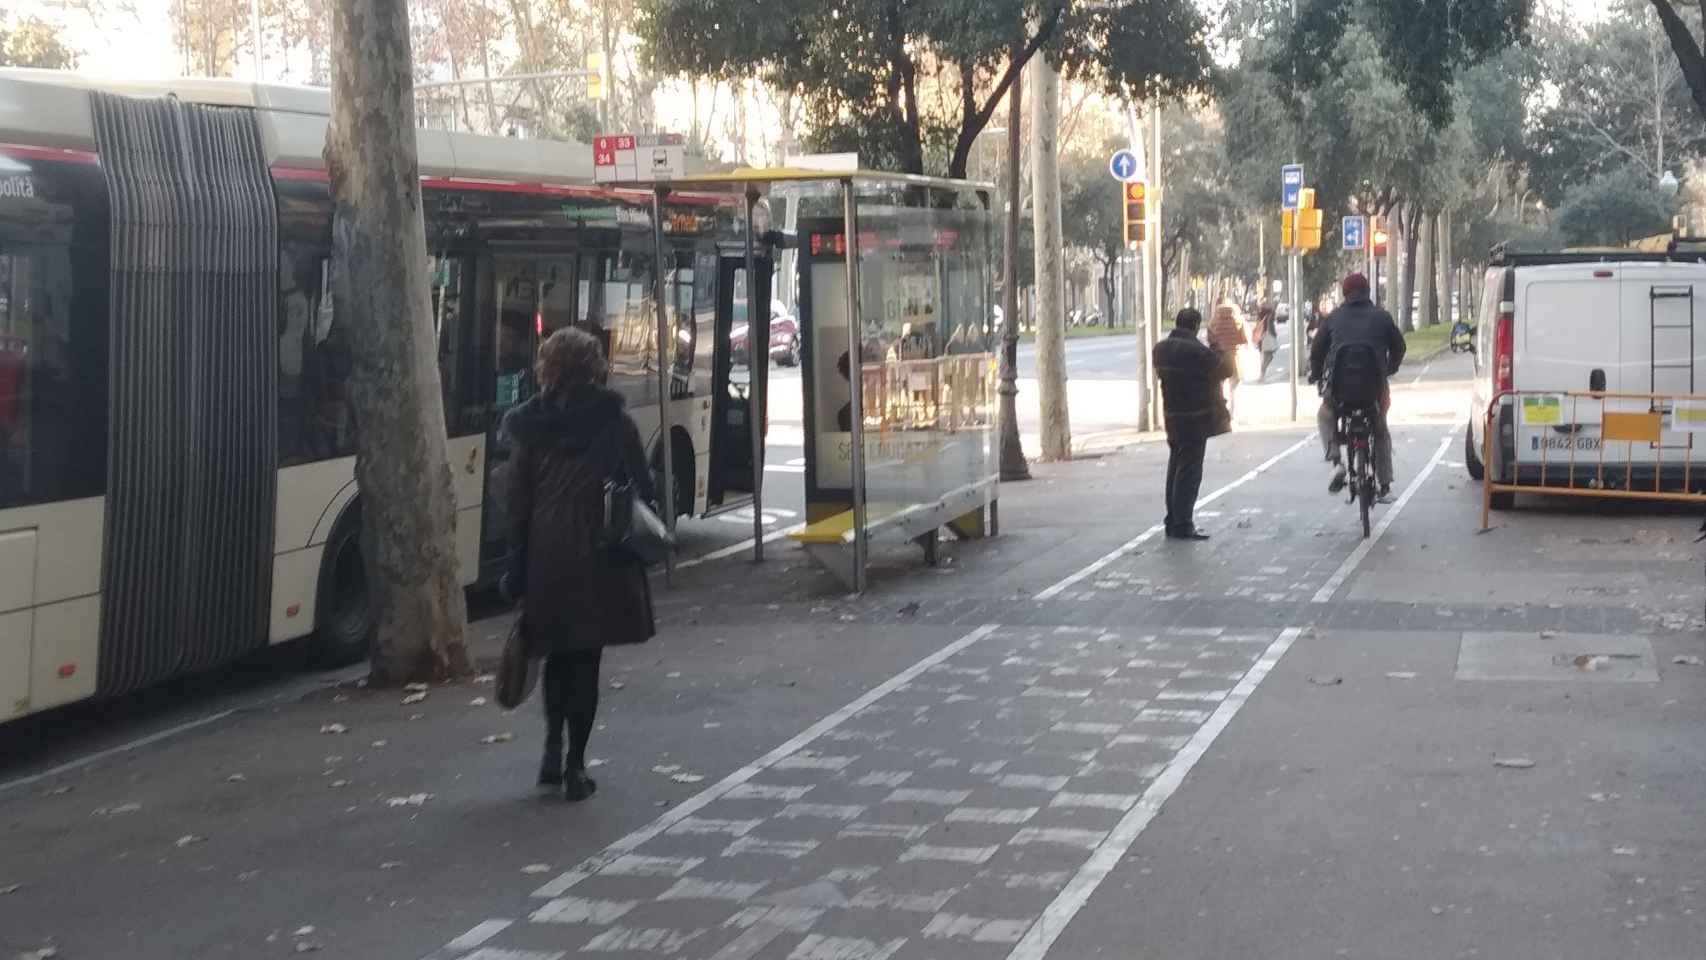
top-left (1357, 446), bottom-right (1375, 538)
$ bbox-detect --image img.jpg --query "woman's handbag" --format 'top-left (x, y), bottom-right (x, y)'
top-left (602, 477), bottom-right (674, 567)
top-left (496, 612), bottom-right (539, 709)
top-left (1260, 328), bottom-right (1278, 353)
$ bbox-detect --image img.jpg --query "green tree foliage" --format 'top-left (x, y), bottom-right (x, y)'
top-left (1529, 2), bottom-right (1705, 207)
top-left (634, 0), bottom-right (1215, 177)
top-left (1224, 18), bottom-right (1470, 302)
top-left (0, 16), bottom-right (78, 69)
top-left (1556, 163), bottom-right (1677, 247)
top-left (1290, 0), bottom-right (1531, 126)
top-left (1648, 0), bottom-right (1706, 123)
top-left (1060, 151), bottom-right (1126, 312)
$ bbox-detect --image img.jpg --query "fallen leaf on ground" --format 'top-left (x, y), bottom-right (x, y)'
top-left (174, 834), bottom-right (206, 847)
top-left (385, 793), bottom-right (434, 807)
top-left (898, 601), bottom-right (921, 616)
top-left (0, 883), bottom-right (21, 895)
top-left (379, 861), bottom-right (404, 870)
top-left (225, 773), bottom-right (247, 783)
top-left (520, 864), bottom-right (551, 874)
top-left (401, 692), bottom-right (427, 705)
top-left (93, 803), bottom-right (141, 816)
top-left (480, 732), bottom-right (515, 744)
top-left (468, 697), bottom-right (488, 707)
top-left (1384, 671), bottom-right (1418, 680)
top-left (293, 926), bottom-right (316, 937)
top-left (403, 682), bottom-right (429, 693)
top-left (44, 786), bottom-right (71, 796)
top-left (328, 780), bottom-right (350, 789)
top-left (587, 758), bottom-right (607, 768)
top-left (370, 740), bottom-right (388, 748)
top-left (1493, 757), bottom-right (1536, 770)
top-left (671, 773), bottom-right (705, 784)
top-left (1308, 675), bottom-right (1343, 686)
top-left (1673, 655), bottom-right (1704, 666)
top-left (1539, 629), bottom-right (1559, 638)
top-left (17, 947), bottom-right (57, 960)
top-left (652, 764), bottom-right (681, 775)
top-left (320, 724), bottom-right (348, 735)
top-left (1614, 845), bottom-right (1638, 856)
top-left (473, 673), bottom-right (496, 684)
top-left (608, 679), bottom-right (626, 690)
top-left (294, 942), bottom-right (322, 954)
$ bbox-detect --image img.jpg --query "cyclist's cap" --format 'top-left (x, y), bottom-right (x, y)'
top-left (1341, 273), bottom-right (1371, 298)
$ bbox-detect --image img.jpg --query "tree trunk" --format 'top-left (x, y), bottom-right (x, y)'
top-left (326, 0), bottom-right (470, 685)
top-left (1384, 211), bottom-right (1400, 309)
top-left (1438, 208), bottom-right (1454, 326)
top-left (1029, 55), bottom-right (1071, 461)
top-left (998, 58), bottom-right (1030, 482)
top-left (1416, 210), bottom-right (1436, 328)
top-left (1399, 204), bottom-right (1420, 331)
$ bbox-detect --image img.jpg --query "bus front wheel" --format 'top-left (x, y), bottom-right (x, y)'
top-left (312, 521), bottom-right (374, 667)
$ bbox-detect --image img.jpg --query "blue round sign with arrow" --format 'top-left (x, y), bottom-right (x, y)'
top-left (1108, 149), bottom-right (1139, 183)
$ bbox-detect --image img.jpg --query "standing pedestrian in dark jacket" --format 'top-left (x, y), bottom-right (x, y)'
top-left (501, 327), bottom-right (656, 802)
top-left (1152, 308), bottom-right (1231, 540)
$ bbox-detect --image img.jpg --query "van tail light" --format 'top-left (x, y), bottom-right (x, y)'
top-left (1493, 303), bottom-right (1514, 394)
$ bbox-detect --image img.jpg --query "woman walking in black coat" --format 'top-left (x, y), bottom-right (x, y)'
top-left (500, 327), bottom-right (655, 801)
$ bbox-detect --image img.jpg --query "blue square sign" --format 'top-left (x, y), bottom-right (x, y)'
top-left (1342, 215), bottom-right (1366, 251)
top-left (1281, 164), bottom-right (1303, 210)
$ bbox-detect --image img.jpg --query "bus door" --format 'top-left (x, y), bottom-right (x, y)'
top-left (706, 253), bottom-right (771, 509)
top-left (479, 253), bottom-right (588, 576)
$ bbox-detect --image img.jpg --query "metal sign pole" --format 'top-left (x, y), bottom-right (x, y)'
top-left (840, 180), bottom-right (868, 594)
top-left (744, 188), bottom-right (767, 562)
top-left (1289, 252), bottom-right (1300, 422)
top-left (651, 188), bottom-right (677, 581)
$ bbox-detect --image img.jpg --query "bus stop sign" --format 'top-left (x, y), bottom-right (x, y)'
top-left (1281, 164), bottom-right (1304, 210)
top-left (1342, 215), bottom-right (1366, 251)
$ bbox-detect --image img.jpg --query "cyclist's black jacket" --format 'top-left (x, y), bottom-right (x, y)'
top-left (1308, 295), bottom-right (1406, 385)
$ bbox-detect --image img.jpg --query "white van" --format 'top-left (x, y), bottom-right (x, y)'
top-left (1466, 248), bottom-right (1706, 508)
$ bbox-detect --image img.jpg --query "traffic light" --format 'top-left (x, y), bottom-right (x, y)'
top-left (586, 52), bottom-right (607, 100)
top-left (1297, 188), bottom-right (1323, 251)
top-left (1373, 228), bottom-right (1389, 257)
top-left (1122, 181), bottom-right (1147, 246)
top-left (1281, 209), bottom-right (1295, 249)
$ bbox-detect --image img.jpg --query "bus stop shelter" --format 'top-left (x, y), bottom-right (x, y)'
top-left (621, 168), bottom-right (1001, 592)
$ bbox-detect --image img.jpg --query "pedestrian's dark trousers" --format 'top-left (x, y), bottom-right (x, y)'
top-left (1165, 434), bottom-right (1208, 531)
top-left (543, 649), bottom-right (603, 772)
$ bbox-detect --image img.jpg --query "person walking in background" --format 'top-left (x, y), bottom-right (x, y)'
top-left (1207, 299), bottom-right (1247, 417)
top-left (501, 327), bottom-right (656, 802)
top-left (1252, 301), bottom-right (1280, 377)
top-left (1153, 308), bottom-right (1232, 541)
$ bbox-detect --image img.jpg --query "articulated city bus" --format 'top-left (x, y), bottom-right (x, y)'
top-left (0, 71), bottom-right (764, 721)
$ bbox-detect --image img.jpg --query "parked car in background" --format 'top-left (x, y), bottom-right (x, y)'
top-left (730, 302), bottom-right (801, 367)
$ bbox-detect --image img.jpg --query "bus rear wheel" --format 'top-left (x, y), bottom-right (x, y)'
top-left (312, 523), bottom-right (374, 667)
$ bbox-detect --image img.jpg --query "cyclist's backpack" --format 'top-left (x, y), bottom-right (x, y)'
top-left (1329, 341), bottom-right (1382, 410)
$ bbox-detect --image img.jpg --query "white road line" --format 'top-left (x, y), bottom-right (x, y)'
top-left (528, 624), bottom-right (1004, 901)
top-left (674, 523), bottom-right (806, 571)
top-left (418, 919), bottom-right (516, 960)
top-left (1410, 361), bottom-right (1435, 386)
top-left (1034, 435), bottom-right (1314, 600)
top-left (1005, 626), bottom-right (1305, 960)
top-left (1310, 434), bottom-right (1452, 604)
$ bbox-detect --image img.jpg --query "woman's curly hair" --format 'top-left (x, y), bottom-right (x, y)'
top-left (536, 326), bottom-right (608, 391)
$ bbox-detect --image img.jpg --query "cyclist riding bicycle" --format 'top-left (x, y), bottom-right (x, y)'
top-left (1308, 273), bottom-right (1406, 500)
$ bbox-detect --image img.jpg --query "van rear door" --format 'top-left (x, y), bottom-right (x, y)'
top-left (1619, 262), bottom-right (1706, 466)
top-left (1512, 265), bottom-right (1619, 462)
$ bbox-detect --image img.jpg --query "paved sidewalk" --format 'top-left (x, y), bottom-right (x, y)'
top-left (5, 406), bottom-right (1706, 960)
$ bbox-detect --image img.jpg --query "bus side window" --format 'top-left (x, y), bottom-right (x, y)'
top-left (0, 157), bottom-right (108, 509)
